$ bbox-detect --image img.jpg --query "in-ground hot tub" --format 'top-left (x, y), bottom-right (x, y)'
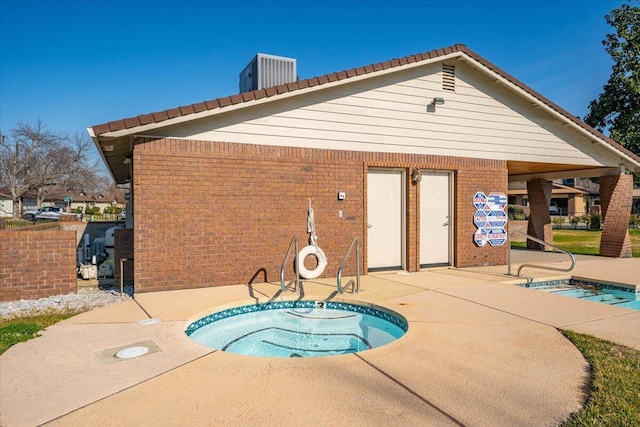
top-left (186, 301), bottom-right (407, 358)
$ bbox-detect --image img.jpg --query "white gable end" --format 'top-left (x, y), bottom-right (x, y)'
top-left (139, 61), bottom-right (613, 169)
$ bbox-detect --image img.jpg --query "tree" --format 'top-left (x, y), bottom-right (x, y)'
top-left (584, 0), bottom-right (640, 160)
top-left (0, 120), bottom-right (97, 217)
top-left (30, 132), bottom-right (101, 207)
top-left (585, 1), bottom-right (640, 180)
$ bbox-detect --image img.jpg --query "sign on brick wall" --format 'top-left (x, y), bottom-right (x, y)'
top-left (473, 191), bottom-right (508, 246)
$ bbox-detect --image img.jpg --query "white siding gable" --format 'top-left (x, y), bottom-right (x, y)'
top-left (142, 61), bottom-right (610, 168)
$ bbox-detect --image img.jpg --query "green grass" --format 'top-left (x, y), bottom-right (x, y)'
top-left (511, 229), bottom-right (640, 257)
top-left (0, 312), bottom-right (79, 355)
top-left (561, 331), bottom-right (640, 426)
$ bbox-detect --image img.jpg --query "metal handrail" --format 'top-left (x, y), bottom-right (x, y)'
top-left (508, 230), bottom-right (576, 277)
top-left (280, 236), bottom-right (300, 292)
top-left (337, 237), bottom-right (361, 294)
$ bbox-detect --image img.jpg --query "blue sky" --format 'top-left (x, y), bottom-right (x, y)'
top-left (0, 0), bottom-right (623, 171)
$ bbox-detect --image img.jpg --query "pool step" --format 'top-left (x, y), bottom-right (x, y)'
top-left (527, 284), bottom-right (639, 311)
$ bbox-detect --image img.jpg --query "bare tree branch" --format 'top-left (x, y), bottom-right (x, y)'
top-left (0, 120), bottom-right (101, 217)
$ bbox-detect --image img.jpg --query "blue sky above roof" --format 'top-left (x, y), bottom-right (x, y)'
top-left (0, 0), bottom-right (622, 170)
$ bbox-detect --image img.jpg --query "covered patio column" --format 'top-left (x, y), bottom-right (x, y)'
top-left (526, 178), bottom-right (553, 250)
top-left (599, 174), bottom-right (633, 257)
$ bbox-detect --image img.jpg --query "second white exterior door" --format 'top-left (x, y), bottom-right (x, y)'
top-left (420, 172), bottom-right (452, 266)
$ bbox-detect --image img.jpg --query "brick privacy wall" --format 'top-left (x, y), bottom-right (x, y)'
top-left (455, 168), bottom-right (508, 266)
top-left (132, 137), bottom-right (507, 292)
top-left (114, 229), bottom-right (134, 288)
top-left (59, 215), bottom-right (79, 222)
top-left (526, 179), bottom-right (553, 250)
top-left (0, 229), bottom-right (77, 301)
top-left (507, 220), bottom-right (528, 242)
top-left (599, 174), bottom-right (633, 257)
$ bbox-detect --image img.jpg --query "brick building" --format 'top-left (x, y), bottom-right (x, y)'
top-left (89, 44), bottom-right (640, 294)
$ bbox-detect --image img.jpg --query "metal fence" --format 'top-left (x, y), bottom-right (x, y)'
top-left (84, 213), bottom-right (125, 223)
top-left (1, 213), bottom-right (123, 230)
top-left (1, 218), bottom-right (61, 230)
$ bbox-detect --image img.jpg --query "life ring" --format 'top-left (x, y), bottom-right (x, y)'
top-left (297, 245), bottom-right (328, 279)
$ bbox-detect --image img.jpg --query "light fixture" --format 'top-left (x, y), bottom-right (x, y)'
top-left (431, 97), bottom-right (445, 106)
top-left (123, 157), bottom-right (131, 164)
top-left (411, 168), bottom-right (422, 183)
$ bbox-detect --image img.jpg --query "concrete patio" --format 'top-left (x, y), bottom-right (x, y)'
top-left (2, 250), bottom-right (639, 426)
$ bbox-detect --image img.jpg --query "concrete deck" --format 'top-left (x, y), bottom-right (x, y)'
top-left (2, 250), bottom-right (640, 426)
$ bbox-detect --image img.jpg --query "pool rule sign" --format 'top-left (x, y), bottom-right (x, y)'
top-left (473, 191), bottom-right (507, 246)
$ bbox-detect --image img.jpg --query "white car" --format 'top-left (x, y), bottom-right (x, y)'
top-left (23, 206), bottom-right (79, 221)
top-left (23, 206), bottom-right (62, 221)
top-left (549, 203), bottom-right (560, 215)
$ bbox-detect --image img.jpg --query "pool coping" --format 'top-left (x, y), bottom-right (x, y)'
top-left (185, 299), bottom-right (409, 337)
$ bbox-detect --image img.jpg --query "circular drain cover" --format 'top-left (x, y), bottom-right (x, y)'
top-left (116, 346), bottom-right (149, 359)
top-left (137, 318), bottom-right (161, 325)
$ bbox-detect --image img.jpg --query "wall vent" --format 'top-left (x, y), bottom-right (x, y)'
top-left (442, 64), bottom-right (455, 92)
top-left (239, 53), bottom-right (297, 93)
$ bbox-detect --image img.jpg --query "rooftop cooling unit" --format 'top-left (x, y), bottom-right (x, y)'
top-left (239, 53), bottom-right (297, 93)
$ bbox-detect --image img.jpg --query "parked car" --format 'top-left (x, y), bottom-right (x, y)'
top-left (549, 202), bottom-right (560, 215)
top-left (23, 206), bottom-right (60, 221)
top-left (23, 206), bottom-right (79, 221)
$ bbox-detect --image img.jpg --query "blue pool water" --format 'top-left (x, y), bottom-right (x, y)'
top-left (524, 280), bottom-right (640, 311)
top-left (186, 301), bottom-right (407, 358)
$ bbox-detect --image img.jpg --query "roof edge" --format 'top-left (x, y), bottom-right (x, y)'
top-left (455, 46), bottom-right (640, 166)
top-left (90, 43), bottom-right (640, 170)
top-left (91, 44), bottom-right (469, 136)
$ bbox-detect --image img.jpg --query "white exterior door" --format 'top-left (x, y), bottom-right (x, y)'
top-left (420, 172), bottom-right (451, 266)
top-left (367, 169), bottom-right (404, 270)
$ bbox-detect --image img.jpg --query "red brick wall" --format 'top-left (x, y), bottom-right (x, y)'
top-left (526, 179), bottom-right (553, 250)
top-left (132, 138), bottom-right (508, 292)
top-left (599, 174), bottom-right (633, 257)
top-left (455, 167), bottom-right (509, 266)
top-left (114, 228), bottom-right (134, 289)
top-left (0, 229), bottom-right (77, 302)
top-left (508, 221), bottom-right (528, 241)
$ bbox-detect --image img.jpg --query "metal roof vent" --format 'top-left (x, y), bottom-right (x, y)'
top-left (239, 53), bottom-right (297, 93)
top-left (442, 64), bottom-right (455, 92)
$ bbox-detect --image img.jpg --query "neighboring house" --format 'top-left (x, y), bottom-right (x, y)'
top-left (66, 190), bottom-right (125, 213)
top-left (509, 178), bottom-right (599, 216)
top-left (0, 191), bottom-right (13, 217)
top-left (89, 44), bottom-right (640, 294)
top-left (17, 190), bottom-right (124, 215)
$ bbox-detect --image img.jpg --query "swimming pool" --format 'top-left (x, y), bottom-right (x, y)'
top-left (522, 279), bottom-right (640, 311)
top-left (186, 301), bottom-right (407, 358)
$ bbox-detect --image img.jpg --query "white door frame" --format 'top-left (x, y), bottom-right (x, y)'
top-left (420, 170), bottom-right (454, 267)
top-left (367, 168), bottom-right (406, 271)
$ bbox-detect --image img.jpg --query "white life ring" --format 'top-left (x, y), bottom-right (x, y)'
top-left (297, 245), bottom-right (328, 279)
